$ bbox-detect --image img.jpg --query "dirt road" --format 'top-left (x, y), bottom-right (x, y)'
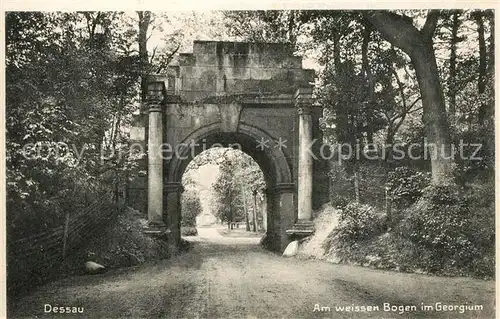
top-left (9, 227), bottom-right (495, 318)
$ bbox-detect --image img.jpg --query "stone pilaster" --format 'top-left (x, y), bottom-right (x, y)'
top-left (268, 183), bottom-right (296, 252)
top-left (165, 182), bottom-right (184, 245)
top-left (147, 105), bottom-right (165, 229)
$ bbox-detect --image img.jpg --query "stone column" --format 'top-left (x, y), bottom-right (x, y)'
top-left (295, 88), bottom-right (314, 222)
top-left (165, 182), bottom-right (184, 246)
top-left (147, 105), bottom-right (165, 228)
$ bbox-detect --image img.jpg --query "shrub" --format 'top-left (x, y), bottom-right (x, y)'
top-left (386, 167), bottom-right (431, 209)
top-left (328, 164), bottom-right (354, 208)
top-left (326, 202), bottom-right (385, 262)
top-left (181, 226), bottom-right (198, 236)
top-left (181, 192), bottom-right (202, 227)
top-left (357, 163), bottom-right (387, 209)
top-left (330, 194), bottom-right (350, 209)
top-left (399, 182), bottom-right (494, 277)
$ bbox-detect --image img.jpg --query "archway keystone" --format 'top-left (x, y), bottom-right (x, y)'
top-left (219, 103), bottom-right (242, 132)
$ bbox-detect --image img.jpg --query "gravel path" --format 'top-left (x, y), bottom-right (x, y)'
top-left (8, 227), bottom-right (495, 318)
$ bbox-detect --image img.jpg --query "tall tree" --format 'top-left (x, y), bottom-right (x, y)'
top-left (364, 10), bottom-right (453, 183)
top-left (446, 10), bottom-right (462, 126)
top-left (137, 11), bottom-right (152, 103)
top-left (361, 21), bottom-right (375, 144)
top-left (472, 10), bottom-right (488, 123)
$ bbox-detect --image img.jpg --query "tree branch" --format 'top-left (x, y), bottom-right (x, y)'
top-left (149, 46), bottom-right (157, 64)
top-left (407, 106), bottom-right (423, 114)
top-left (156, 44), bottom-right (181, 73)
top-left (408, 96), bottom-right (422, 111)
top-left (388, 65), bottom-right (407, 112)
top-left (363, 10), bottom-right (421, 54)
top-left (421, 10), bottom-right (440, 40)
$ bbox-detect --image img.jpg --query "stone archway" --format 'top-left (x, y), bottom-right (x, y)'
top-left (165, 123), bottom-right (295, 252)
top-left (130, 41), bottom-right (330, 252)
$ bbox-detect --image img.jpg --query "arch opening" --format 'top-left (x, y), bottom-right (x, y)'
top-left (165, 125), bottom-right (296, 252)
top-left (180, 147), bottom-right (267, 242)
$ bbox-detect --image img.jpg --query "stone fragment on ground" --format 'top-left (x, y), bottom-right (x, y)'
top-left (282, 240), bottom-right (299, 257)
top-left (84, 261), bottom-right (106, 274)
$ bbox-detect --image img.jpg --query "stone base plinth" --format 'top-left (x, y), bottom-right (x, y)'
top-left (286, 220), bottom-right (314, 237)
top-left (143, 226), bottom-right (171, 239)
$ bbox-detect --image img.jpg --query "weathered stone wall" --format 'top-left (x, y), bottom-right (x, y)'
top-left (171, 41), bottom-right (313, 100)
top-left (163, 41), bottom-right (314, 182)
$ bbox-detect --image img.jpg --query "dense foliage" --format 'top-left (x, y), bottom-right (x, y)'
top-left (329, 203), bottom-right (384, 252)
top-left (6, 12), bottom-right (142, 240)
top-left (325, 179), bottom-right (494, 278)
top-left (386, 167), bottom-right (432, 209)
top-left (400, 183), bottom-right (494, 277)
top-left (181, 191), bottom-right (203, 227)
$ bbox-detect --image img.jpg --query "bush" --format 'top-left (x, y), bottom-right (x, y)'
top-left (329, 163), bottom-right (387, 209)
top-left (181, 192), bottom-right (202, 227)
top-left (399, 182), bottom-right (494, 277)
top-left (181, 226), bottom-right (198, 236)
top-left (76, 207), bottom-right (170, 269)
top-left (386, 167), bottom-right (431, 209)
top-left (326, 203), bottom-right (385, 262)
top-left (330, 194), bottom-right (350, 209)
top-left (328, 164), bottom-right (354, 209)
top-left (357, 163), bottom-right (387, 209)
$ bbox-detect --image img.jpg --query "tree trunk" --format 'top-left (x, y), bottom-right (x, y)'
top-left (333, 33), bottom-right (341, 74)
top-left (473, 11), bottom-right (487, 123)
top-left (364, 10), bottom-right (454, 183)
top-left (138, 11), bottom-right (152, 103)
top-left (448, 10), bottom-right (460, 127)
top-left (354, 171), bottom-right (360, 203)
top-left (137, 11), bottom-right (152, 215)
top-left (486, 10), bottom-right (494, 80)
top-left (241, 183), bottom-right (250, 231)
top-left (252, 191), bottom-right (258, 232)
top-left (412, 44), bottom-right (454, 182)
top-left (361, 22), bottom-right (374, 144)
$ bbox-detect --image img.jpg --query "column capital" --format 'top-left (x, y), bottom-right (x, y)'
top-left (164, 182), bottom-right (184, 194)
top-left (294, 87), bottom-right (313, 103)
top-left (294, 87), bottom-right (313, 115)
top-left (297, 105), bottom-right (312, 116)
top-left (148, 104), bottom-right (162, 113)
top-left (269, 183), bottom-right (295, 194)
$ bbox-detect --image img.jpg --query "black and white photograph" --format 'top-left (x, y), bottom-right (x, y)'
top-left (2, 5), bottom-right (497, 318)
